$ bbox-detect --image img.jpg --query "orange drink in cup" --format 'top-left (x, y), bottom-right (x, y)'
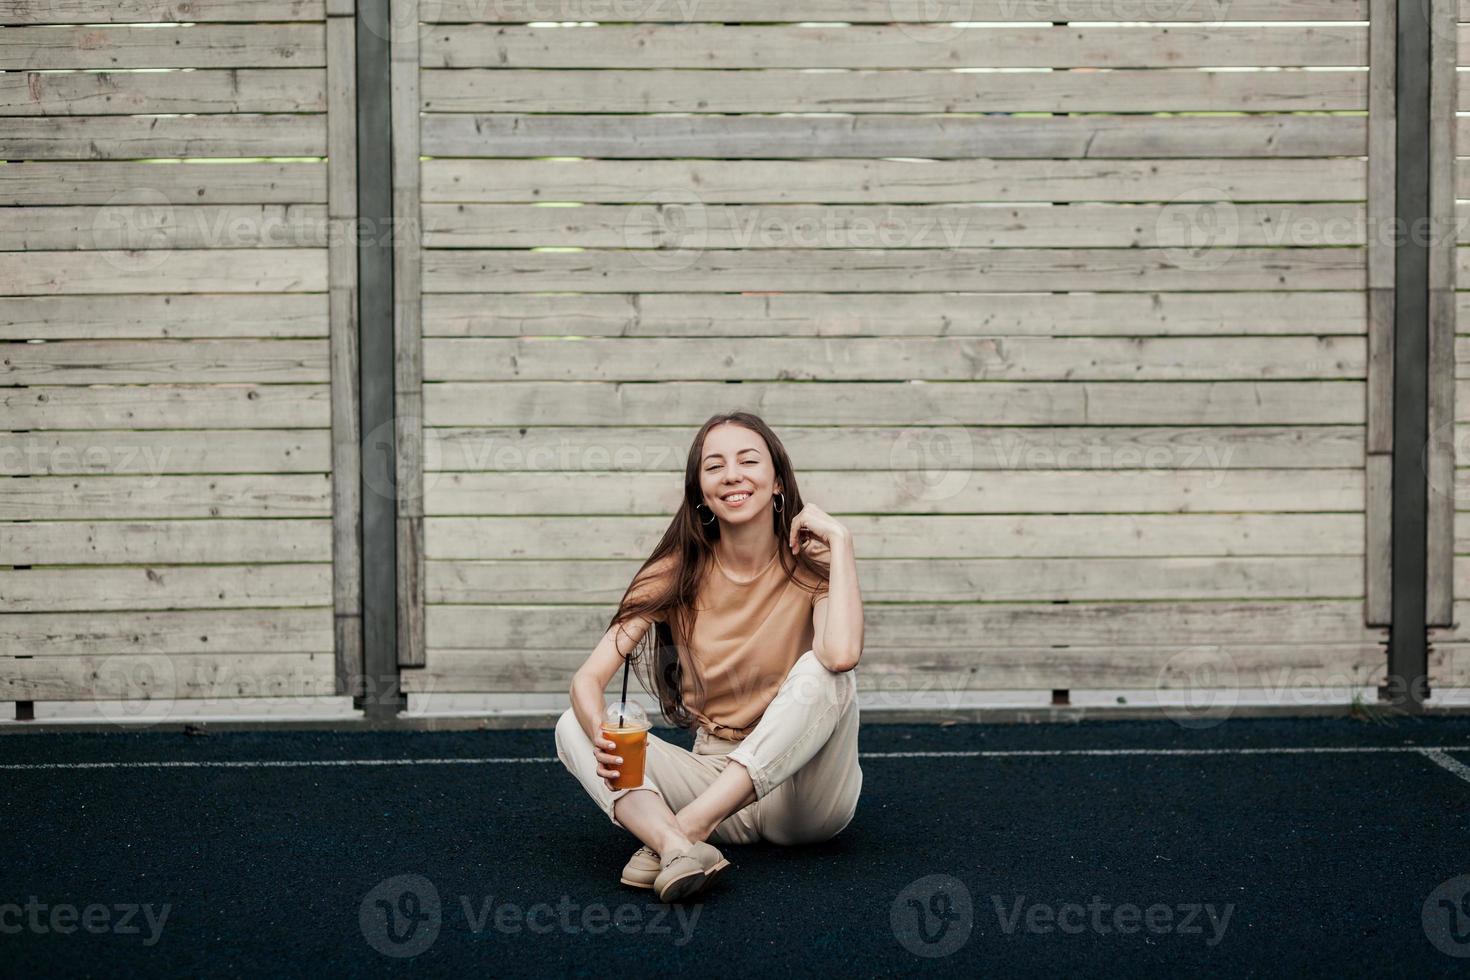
top-left (601, 701), bottom-right (652, 789)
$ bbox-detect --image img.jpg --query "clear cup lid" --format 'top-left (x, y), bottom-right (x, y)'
top-left (603, 700), bottom-right (651, 732)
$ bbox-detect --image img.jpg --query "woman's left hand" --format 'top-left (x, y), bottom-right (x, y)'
top-left (787, 501), bottom-right (849, 554)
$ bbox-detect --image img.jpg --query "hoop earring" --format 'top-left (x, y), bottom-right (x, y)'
top-left (698, 504), bottom-right (716, 526)
top-left (773, 491), bottom-right (784, 514)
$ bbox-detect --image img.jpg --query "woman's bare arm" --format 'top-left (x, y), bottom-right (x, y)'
top-left (569, 612), bottom-right (657, 787)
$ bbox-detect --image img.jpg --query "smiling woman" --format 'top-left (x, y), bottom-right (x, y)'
top-left (552, 411), bottom-right (864, 903)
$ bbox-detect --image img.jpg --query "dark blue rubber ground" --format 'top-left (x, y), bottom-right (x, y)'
top-left (4, 715), bottom-right (1470, 977)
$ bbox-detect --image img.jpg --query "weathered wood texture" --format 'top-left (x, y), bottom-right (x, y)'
top-left (1438, 7), bottom-right (1470, 677)
top-left (401, 5), bottom-right (1394, 698)
top-left (1, 0), bottom-right (359, 705)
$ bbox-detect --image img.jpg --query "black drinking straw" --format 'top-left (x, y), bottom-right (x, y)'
top-left (618, 654), bottom-right (630, 727)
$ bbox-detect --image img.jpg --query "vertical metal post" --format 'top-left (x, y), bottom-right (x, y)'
top-left (356, 0), bottom-right (404, 722)
top-left (1384, 0), bottom-right (1430, 710)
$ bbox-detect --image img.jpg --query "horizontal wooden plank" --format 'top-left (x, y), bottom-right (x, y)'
top-left (427, 1), bottom-right (1368, 24)
top-left (407, 643), bottom-right (1386, 693)
top-left (4, 341), bottom-right (328, 385)
top-left (1429, 645), bottom-right (1470, 693)
top-left (424, 469), bottom-right (1365, 517)
top-left (0, 250), bottom-right (328, 294)
top-left (423, 203), bottom-right (1368, 250)
top-left (1, 430), bottom-right (331, 476)
top-left (1451, 158), bottom-right (1470, 200)
top-left (0, 0), bottom-right (325, 24)
top-left (423, 336), bottom-right (1365, 382)
top-left (426, 24), bottom-right (1367, 69)
top-left (0, 563), bottom-right (331, 612)
top-left (0, 475), bottom-right (332, 519)
top-left (424, 514), bottom-right (1365, 560)
top-left (423, 248), bottom-right (1365, 293)
top-left (1430, 601), bottom-right (1470, 643)
top-left (0, 294), bottom-right (328, 340)
top-left (3, 652), bottom-right (335, 702)
top-left (3, 384), bottom-right (331, 430)
top-left (0, 607), bottom-right (332, 656)
top-left (2, 519), bottom-right (333, 565)
top-left (424, 382), bottom-right (1366, 427)
top-left (423, 159), bottom-right (1365, 204)
top-left (423, 291), bottom-right (1368, 338)
top-left (421, 68), bottom-right (1366, 114)
top-left (427, 555), bottom-right (1364, 604)
top-left (0, 114), bottom-right (325, 160)
top-left (4, 204), bottom-right (328, 251)
top-left (423, 113), bottom-right (1366, 160)
top-left (0, 69), bottom-right (326, 115)
top-left (0, 162), bottom-right (325, 207)
top-left (426, 599), bottom-right (1381, 650)
top-left (3, 24), bottom-right (325, 70)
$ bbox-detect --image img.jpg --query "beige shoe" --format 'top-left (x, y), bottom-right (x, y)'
top-left (620, 845), bottom-right (661, 889)
top-left (687, 840), bottom-right (730, 889)
top-left (622, 841), bottom-right (730, 891)
top-left (653, 848), bottom-right (707, 903)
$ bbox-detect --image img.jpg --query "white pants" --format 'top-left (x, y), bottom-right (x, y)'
top-left (554, 649), bottom-right (863, 846)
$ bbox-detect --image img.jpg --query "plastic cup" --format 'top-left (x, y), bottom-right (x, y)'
top-left (601, 700), bottom-right (652, 790)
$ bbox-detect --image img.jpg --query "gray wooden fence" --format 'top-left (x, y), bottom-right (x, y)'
top-left (1, 0), bottom-right (360, 714)
top-left (1, 0), bottom-right (1460, 720)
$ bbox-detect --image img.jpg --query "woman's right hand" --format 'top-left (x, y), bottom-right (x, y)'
top-left (592, 733), bottom-right (624, 791)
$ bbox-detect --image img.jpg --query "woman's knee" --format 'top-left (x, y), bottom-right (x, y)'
top-left (787, 652), bottom-right (857, 709)
top-left (554, 707), bottom-right (587, 761)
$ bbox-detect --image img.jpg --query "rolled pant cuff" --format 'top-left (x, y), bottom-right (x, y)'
top-left (725, 749), bottom-right (766, 800)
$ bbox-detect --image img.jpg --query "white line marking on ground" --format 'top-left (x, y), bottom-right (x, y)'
top-left (6, 745), bottom-right (1470, 770)
top-left (1419, 748), bottom-right (1470, 785)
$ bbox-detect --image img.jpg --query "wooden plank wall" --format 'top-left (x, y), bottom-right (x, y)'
top-left (399, 1), bottom-right (1392, 701)
top-left (0, 0), bottom-right (361, 710)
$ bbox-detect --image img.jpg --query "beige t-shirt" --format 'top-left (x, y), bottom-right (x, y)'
top-left (630, 542), bottom-right (830, 742)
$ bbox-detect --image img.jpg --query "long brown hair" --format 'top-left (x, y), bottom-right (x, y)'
top-left (608, 412), bottom-right (831, 731)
